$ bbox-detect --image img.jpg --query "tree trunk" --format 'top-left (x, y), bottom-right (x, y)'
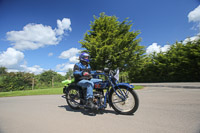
top-left (52, 77), bottom-right (54, 88)
top-left (32, 77), bottom-right (34, 90)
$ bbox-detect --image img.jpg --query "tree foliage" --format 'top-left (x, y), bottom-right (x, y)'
top-left (130, 39), bottom-right (200, 82)
top-left (65, 68), bottom-right (73, 79)
top-left (80, 13), bottom-right (145, 71)
top-left (37, 70), bottom-right (65, 88)
top-left (0, 69), bottom-right (65, 92)
top-left (0, 72), bottom-right (33, 92)
top-left (0, 67), bottom-right (7, 76)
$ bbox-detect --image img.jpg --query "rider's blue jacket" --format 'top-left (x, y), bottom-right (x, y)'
top-left (73, 62), bottom-right (96, 82)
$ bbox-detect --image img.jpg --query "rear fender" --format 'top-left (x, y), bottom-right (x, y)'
top-left (63, 83), bottom-right (79, 94)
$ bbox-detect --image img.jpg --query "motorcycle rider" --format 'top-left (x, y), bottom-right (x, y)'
top-left (73, 52), bottom-right (102, 109)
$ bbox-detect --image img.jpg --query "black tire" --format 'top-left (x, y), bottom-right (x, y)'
top-left (109, 87), bottom-right (139, 115)
top-left (66, 87), bottom-right (80, 110)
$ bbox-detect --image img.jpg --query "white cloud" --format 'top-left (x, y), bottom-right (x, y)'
top-left (57, 72), bottom-right (66, 76)
top-left (146, 43), bottom-right (160, 54)
top-left (56, 48), bottom-right (80, 74)
top-left (0, 47), bottom-right (45, 74)
top-left (69, 56), bottom-right (79, 63)
top-left (188, 5), bottom-right (200, 30)
top-left (19, 65), bottom-right (45, 75)
top-left (0, 47), bottom-right (77, 75)
top-left (183, 33), bottom-right (200, 44)
top-left (161, 44), bottom-right (171, 53)
top-left (48, 52), bottom-right (53, 56)
top-left (0, 47), bottom-right (24, 67)
top-left (59, 48), bottom-right (80, 59)
top-left (56, 63), bottom-right (74, 72)
top-left (7, 65), bottom-right (45, 75)
top-left (7, 24), bottom-right (58, 50)
top-left (56, 18), bottom-right (72, 35)
top-left (185, 5), bottom-right (200, 44)
top-left (6, 69), bottom-right (20, 73)
top-left (6, 18), bottom-right (72, 51)
top-left (188, 5), bottom-right (200, 23)
top-left (146, 43), bottom-right (170, 55)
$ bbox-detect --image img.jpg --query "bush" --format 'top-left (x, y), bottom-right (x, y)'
top-left (0, 72), bottom-right (33, 92)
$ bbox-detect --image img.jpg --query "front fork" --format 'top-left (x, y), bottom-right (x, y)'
top-left (111, 86), bottom-right (129, 102)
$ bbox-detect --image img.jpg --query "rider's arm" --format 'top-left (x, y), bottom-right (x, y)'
top-left (90, 70), bottom-right (96, 75)
top-left (73, 64), bottom-right (83, 77)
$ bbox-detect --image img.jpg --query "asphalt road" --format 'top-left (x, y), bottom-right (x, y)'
top-left (0, 85), bottom-right (200, 133)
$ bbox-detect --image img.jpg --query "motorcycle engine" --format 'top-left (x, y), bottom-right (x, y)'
top-left (93, 91), bottom-right (103, 98)
top-left (93, 91), bottom-right (104, 104)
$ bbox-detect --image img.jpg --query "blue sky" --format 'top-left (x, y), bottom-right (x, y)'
top-left (0, 0), bottom-right (200, 75)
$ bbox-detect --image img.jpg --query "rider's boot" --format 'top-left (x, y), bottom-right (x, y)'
top-left (80, 99), bottom-right (84, 105)
top-left (86, 98), bottom-right (97, 110)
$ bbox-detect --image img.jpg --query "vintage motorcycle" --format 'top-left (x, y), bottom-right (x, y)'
top-left (62, 68), bottom-right (139, 115)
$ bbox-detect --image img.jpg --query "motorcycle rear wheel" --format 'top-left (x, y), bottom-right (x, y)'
top-left (109, 87), bottom-right (139, 115)
top-left (66, 87), bottom-right (80, 110)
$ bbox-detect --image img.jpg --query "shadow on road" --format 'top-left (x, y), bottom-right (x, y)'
top-left (59, 95), bottom-right (135, 116)
top-left (58, 105), bottom-right (124, 116)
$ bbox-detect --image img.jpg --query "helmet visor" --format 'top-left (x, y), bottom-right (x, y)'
top-left (80, 53), bottom-right (90, 62)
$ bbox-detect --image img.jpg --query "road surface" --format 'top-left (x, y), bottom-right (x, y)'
top-left (0, 84), bottom-right (200, 133)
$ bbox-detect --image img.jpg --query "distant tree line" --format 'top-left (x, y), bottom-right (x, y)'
top-left (129, 39), bottom-right (200, 82)
top-left (0, 69), bottom-right (73, 92)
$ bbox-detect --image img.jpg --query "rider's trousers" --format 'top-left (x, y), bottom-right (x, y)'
top-left (77, 78), bottom-right (102, 99)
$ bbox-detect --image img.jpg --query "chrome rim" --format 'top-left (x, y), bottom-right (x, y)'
top-left (112, 89), bottom-right (135, 112)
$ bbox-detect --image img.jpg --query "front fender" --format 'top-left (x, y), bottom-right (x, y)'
top-left (116, 83), bottom-right (134, 89)
top-left (109, 83), bottom-right (134, 95)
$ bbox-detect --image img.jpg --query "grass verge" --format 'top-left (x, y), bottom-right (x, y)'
top-left (0, 85), bottom-right (143, 97)
top-left (133, 85), bottom-right (143, 90)
top-left (0, 88), bottom-right (63, 97)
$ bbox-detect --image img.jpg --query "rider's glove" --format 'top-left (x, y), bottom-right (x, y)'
top-left (83, 72), bottom-right (90, 76)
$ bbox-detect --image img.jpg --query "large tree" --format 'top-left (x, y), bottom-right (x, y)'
top-left (80, 13), bottom-right (145, 71)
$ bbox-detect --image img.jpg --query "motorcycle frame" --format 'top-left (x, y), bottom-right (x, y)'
top-left (94, 72), bottom-right (134, 109)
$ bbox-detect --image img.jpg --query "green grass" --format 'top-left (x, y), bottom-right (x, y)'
top-left (133, 85), bottom-right (143, 90)
top-left (0, 87), bottom-right (63, 97)
top-left (0, 86), bottom-right (143, 97)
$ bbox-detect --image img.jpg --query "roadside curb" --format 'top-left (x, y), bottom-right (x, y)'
top-left (131, 83), bottom-right (200, 89)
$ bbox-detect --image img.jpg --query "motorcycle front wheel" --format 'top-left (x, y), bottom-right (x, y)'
top-left (66, 87), bottom-right (80, 110)
top-left (109, 87), bottom-right (139, 115)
